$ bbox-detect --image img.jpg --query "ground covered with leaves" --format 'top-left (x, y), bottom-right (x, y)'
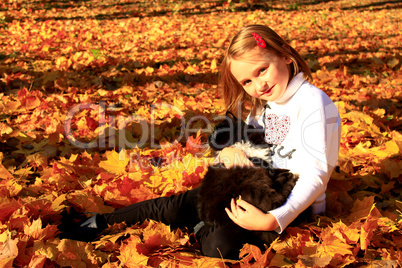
top-left (0, 0), bottom-right (401, 267)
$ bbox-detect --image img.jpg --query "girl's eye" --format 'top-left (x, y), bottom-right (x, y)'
top-left (243, 80), bottom-right (251, 86)
top-left (259, 68), bottom-right (267, 75)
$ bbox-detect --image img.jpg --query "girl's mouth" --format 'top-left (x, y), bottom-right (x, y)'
top-left (262, 85), bottom-right (275, 96)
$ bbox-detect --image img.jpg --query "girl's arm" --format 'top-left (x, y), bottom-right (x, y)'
top-left (268, 87), bottom-right (341, 233)
top-left (225, 197), bottom-right (279, 231)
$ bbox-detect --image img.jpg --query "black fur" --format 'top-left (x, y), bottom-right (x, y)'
top-left (198, 111), bottom-right (312, 245)
top-left (208, 111), bottom-right (266, 151)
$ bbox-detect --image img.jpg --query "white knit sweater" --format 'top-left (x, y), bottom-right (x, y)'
top-left (246, 72), bottom-right (341, 233)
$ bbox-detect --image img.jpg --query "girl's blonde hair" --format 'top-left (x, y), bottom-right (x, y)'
top-left (220, 24), bottom-right (312, 119)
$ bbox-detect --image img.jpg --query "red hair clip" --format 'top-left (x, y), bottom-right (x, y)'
top-left (252, 33), bottom-right (266, 48)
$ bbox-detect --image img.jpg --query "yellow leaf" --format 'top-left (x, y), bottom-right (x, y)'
top-left (33, 240), bottom-right (59, 261)
top-left (51, 194), bottom-right (67, 211)
top-left (210, 58), bottom-right (217, 70)
top-left (319, 238), bottom-right (353, 257)
top-left (145, 66), bottom-right (154, 74)
top-left (0, 123), bottom-right (13, 135)
top-left (0, 233), bottom-right (18, 268)
top-left (184, 65), bottom-right (197, 74)
top-left (99, 150), bottom-right (129, 175)
top-left (371, 140), bottom-right (400, 160)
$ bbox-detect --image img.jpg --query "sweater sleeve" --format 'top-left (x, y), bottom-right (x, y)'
top-left (269, 89), bottom-right (341, 234)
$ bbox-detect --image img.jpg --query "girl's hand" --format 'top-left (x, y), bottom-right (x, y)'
top-left (225, 196), bottom-right (279, 231)
top-left (219, 147), bottom-right (253, 168)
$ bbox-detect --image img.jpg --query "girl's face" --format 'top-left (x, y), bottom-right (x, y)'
top-left (230, 48), bottom-right (292, 102)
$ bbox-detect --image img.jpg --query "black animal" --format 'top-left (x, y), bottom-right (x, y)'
top-left (198, 111), bottom-right (312, 245)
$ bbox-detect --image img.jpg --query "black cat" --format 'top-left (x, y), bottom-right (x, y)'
top-left (198, 111), bottom-right (312, 245)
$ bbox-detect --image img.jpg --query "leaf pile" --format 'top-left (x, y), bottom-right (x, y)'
top-left (0, 0), bottom-right (401, 267)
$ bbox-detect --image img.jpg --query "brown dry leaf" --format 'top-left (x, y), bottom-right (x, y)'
top-left (298, 254), bottom-right (332, 268)
top-left (268, 254), bottom-right (294, 268)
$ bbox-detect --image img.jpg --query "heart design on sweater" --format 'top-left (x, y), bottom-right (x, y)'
top-left (264, 114), bottom-right (291, 145)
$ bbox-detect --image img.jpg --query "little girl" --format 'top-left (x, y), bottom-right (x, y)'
top-left (218, 24), bottom-right (340, 234)
top-left (59, 24), bottom-right (341, 260)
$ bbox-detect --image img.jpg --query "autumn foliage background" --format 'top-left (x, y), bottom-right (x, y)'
top-left (0, 0), bottom-right (401, 267)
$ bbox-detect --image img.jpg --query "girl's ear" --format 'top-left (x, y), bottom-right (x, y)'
top-left (281, 44), bottom-right (293, 64)
top-left (284, 56), bottom-right (293, 64)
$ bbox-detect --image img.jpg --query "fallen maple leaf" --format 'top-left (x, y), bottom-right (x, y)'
top-left (360, 208), bottom-right (381, 251)
top-left (347, 196), bottom-right (382, 222)
top-left (56, 239), bottom-right (108, 268)
top-left (66, 190), bottom-right (115, 214)
top-left (297, 254), bottom-right (332, 268)
top-left (23, 218), bottom-right (58, 242)
top-left (99, 150), bottom-right (129, 175)
top-left (0, 231), bottom-right (19, 268)
top-left (118, 236), bottom-right (149, 268)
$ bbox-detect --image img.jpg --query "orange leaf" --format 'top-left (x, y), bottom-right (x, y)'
top-left (56, 239), bottom-right (108, 268)
top-left (239, 243), bottom-right (263, 264)
top-left (138, 220), bottom-right (183, 255)
top-left (318, 228), bottom-right (354, 257)
top-left (185, 130), bottom-right (205, 155)
top-left (360, 216), bottom-right (379, 250)
top-left (333, 221), bottom-right (360, 244)
top-left (0, 198), bottom-right (22, 222)
top-left (28, 255), bottom-right (46, 268)
top-left (320, 238), bottom-right (353, 257)
top-left (273, 227), bottom-right (311, 260)
top-left (66, 191), bottom-right (115, 214)
top-left (23, 218), bottom-right (58, 241)
top-left (17, 88), bottom-right (41, 110)
top-left (118, 236), bottom-right (149, 268)
top-left (0, 152), bottom-right (13, 180)
top-left (347, 196), bottom-right (382, 222)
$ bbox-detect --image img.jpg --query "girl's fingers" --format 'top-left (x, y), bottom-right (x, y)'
top-left (225, 207), bottom-right (235, 220)
top-left (230, 198), bottom-right (237, 215)
top-left (235, 199), bottom-right (252, 211)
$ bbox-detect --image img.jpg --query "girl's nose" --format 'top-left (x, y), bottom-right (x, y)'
top-left (255, 79), bottom-right (264, 91)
